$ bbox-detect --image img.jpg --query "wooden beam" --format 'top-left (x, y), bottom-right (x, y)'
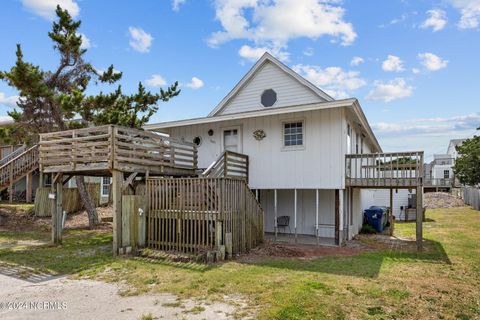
top-left (335, 189), bottom-right (340, 246)
top-left (416, 186), bottom-right (423, 251)
top-left (62, 175), bottom-right (73, 186)
top-left (112, 170), bottom-right (124, 256)
top-left (26, 172), bottom-right (32, 203)
top-left (52, 173), bottom-right (63, 244)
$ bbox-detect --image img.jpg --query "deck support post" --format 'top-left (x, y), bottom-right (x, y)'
top-left (8, 163), bottom-right (13, 203)
top-left (52, 173), bottom-right (63, 244)
top-left (315, 189), bottom-right (319, 246)
top-left (416, 186), bottom-right (423, 251)
top-left (335, 189), bottom-right (341, 246)
top-left (274, 189), bottom-right (278, 241)
top-left (389, 188), bottom-right (394, 236)
top-left (112, 170), bottom-right (124, 256)
top-left (26, 171), bottom-right (33, 203)
top-left (294, 189), bottom-right (297, 243)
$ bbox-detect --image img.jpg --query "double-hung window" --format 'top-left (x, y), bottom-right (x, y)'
top-left (283, 121), bottom-right (304, 148)
top-left (101, 177), bottom-right (111, 197)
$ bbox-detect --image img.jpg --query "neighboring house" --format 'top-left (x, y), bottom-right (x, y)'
top-left (424, 139), bottom-right (465, 192)
top-left (145, 53), bottom-right (413, 243)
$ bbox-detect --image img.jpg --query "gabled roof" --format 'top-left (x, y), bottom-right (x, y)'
top-left (207, 52), bottom-right (334, 117)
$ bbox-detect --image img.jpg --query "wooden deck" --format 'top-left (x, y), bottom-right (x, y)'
top-left (39, 125), bottom-right (198, 176)
top-left (202, 150), bottom-right (249, 181)
top-left (345, 151), bottom-right (424, 188)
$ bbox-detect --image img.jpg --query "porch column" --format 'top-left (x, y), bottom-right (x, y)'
top-left (274, 189), bottom-right (278, 241)
top-left (294, 189), bottom-right (297, 243)
top-left (315, 189), bottom-right (319, 245)
top-left (112, 170), bottom-right (124, 256)
top-left (51, 173), bottom-right (63, 244)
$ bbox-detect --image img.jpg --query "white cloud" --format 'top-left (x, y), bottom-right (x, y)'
top-left (303, 47), bottom-right (314, 57)
top-left (420, 9), bottom-right (447, 32)
top-left (79, 33), bottom-right (91, 50)
top-left (172, 0), bottom-right (186, 11)
top-left (21, 0), bottom-right (79, 20)
top-left (447, 0), bottom-right (480, 29)
top-left (0, 116), bottom-right (14, 125)
top-left (293, 64), bottom-right (366, 99)
top-left (0, 92), bottom-right (19, 108)
top-left (382, 55), bottom-right (405, 72)
top-left (372, 113), bottom-right (480, 136)
top-left (366, 78), bottom-right (413, 102)
top-left (208, 0), bottom-right (357, 54)
top-left (185, 77), bottom-right (204, 89)
top-left (350, 56), bottom-right (364, 66)
top-left (128, 27), bottom-right (153, 53)
top-left (145, 74), bottom-right (167, 87)
top-left (412, 68), bottom-right (420, 74)
top-left (418, 52), bottom-right (448, 71)
top-left (238, 45), bottom-right (289, 62)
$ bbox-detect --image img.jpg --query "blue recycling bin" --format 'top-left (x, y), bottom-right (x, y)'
top-left (364, 207), bottom-right (386, 232)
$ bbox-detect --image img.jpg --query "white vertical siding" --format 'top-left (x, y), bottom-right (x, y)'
top-left (218, 61), bottom-right (325, 116)
top-left (262, 189), bottom-right (335, 237)
top-left (360, 189), bottom-right (416, 219)
top-left (169, 107), bottom-right (345, 189)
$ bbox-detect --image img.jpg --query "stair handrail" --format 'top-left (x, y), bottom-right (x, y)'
top-left (0, 145), bottom-right (27, 166)
top-left (0, 144), bottom-right (39, 171)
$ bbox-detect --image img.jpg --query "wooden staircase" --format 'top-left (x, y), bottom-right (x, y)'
top-left (0, 145), bottom-right (39, 201)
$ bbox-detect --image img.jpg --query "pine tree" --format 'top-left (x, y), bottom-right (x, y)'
top-left (0, 6), bottom-right (180, 227)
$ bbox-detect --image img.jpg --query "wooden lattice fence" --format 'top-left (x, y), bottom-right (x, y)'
top-left (146, 177), bottom-right (263, 258)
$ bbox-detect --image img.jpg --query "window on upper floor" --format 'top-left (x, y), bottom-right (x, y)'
top-left (261, 89), bottom-right (277, 107)
top-left (283, 121), bottom-right (304, 148)
top-left (444, 170), bottom-right (450, 179)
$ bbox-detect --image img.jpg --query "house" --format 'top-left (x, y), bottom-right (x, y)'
top-left (145, 53), bottom-right (424, 245)
top-left (424, 138), bottom-right (465, 192)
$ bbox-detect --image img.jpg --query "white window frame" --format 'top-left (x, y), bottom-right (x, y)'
top-left (101, 177), bottom-right (111, 197)
top-left (282, 120), bottom-right (305, 151)
top-left (221, 125), bottom-right (243, 153)
top-left (443, 170), bottom-right (450, 179)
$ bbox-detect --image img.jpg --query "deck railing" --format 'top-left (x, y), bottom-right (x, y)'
top-left (424, 178), bottom-right (452, 187)
top-left (202, 150), bottom-right (249, 181)
top-left (345, 151), bottom-right (424, 188)
top-left (146, 177), bottom-right (263, 256)
top-left (39, 125), bottom-right (198, 176)
top-left (0, 145), bottom-right (39, 190)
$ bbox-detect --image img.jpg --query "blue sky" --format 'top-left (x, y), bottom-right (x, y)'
top-left (0, 0), bottom-right (479, 160)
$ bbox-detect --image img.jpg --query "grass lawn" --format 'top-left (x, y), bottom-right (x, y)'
top-left (1, 206), bottom-right (479, 319)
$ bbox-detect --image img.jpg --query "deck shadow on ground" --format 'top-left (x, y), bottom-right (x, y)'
top-left (240, 238), bottom-right (450, 279)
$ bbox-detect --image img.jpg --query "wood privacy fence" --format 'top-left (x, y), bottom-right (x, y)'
top-left (34, 183), bottom-right (100, 217)
top-left (463, 187), bottom-right (480, 210)
top-left (146, 177), bottom-right (263, 257)
top-left (39, 125), bottom-right (198, 176)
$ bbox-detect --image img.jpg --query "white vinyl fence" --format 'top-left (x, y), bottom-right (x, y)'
top-left (463, 187), bottom-right (480, 210)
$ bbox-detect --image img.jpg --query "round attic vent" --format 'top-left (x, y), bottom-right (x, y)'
top-left (261, 89), bottom-right (277, 107)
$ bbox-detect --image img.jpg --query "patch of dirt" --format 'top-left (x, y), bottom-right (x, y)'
top-left (0, 205), bottom-right (113, 233)
top-left (64, 206), bottom-right (113, 231)
top-left (238, 240), bottom-right (371, 262)
top-left (424, 192), bottom-right (464, 209)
